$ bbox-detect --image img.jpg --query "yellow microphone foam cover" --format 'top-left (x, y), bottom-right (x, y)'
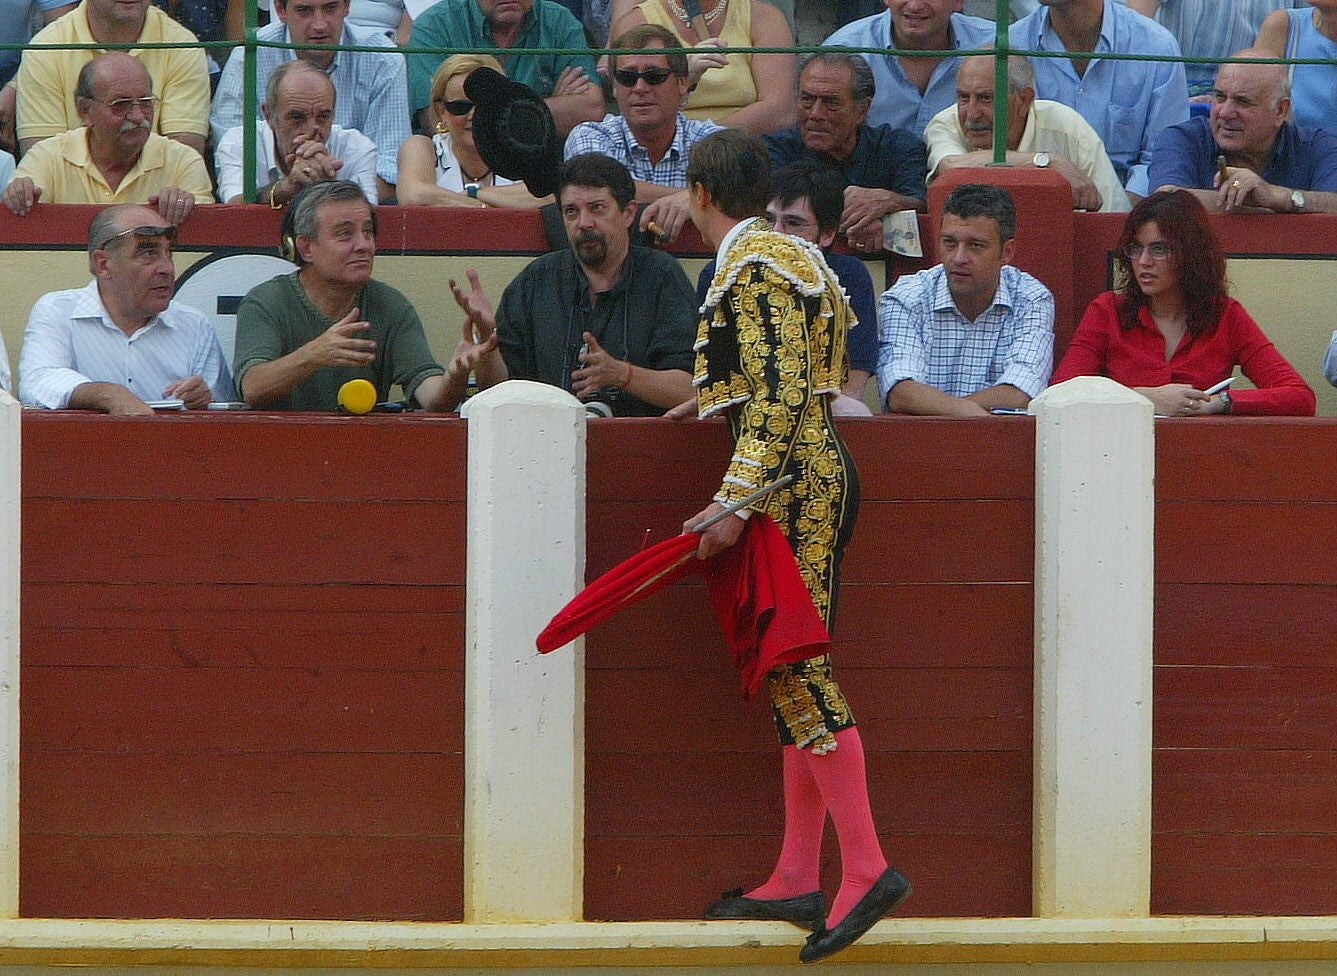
top-left (337, 378), bottom-right (377, 415)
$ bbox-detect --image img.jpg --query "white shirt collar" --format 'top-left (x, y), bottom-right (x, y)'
top-left (714, 215), bottom-right (760, 264)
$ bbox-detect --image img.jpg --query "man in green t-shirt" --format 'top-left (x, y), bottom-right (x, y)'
top-left (234, 180), bottom-right (492, 411)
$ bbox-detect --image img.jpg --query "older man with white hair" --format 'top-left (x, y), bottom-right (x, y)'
top-left (925, 53), bottom-right (1128, 212)
top-left (214, 60), bottom-right (378, 206)
top-left (1149, 51), bottom-right (1337, 213)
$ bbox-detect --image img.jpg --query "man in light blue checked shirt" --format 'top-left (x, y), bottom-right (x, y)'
top-left (876, 184), bottom-right (1054, 416)
top-left (564, 24), bottom-right (722, 242)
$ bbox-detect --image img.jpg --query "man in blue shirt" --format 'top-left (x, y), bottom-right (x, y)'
top-left (407, 0), bottom-right (603, 137)
top-left (822, 0), bottom-right (994, 139)
top-left (696, 160), bottom-right (881, 407)
top-left (212, 0), bottom-right (409, 202)
top-left (1149, 54), bottom-right (1337, 214)
top-left (1128, 0), bottom-right (1302, 96)
top-left (1010, 0), bottom-right (1187, 198)
top-left (764, 52), bottom-right (926, 252)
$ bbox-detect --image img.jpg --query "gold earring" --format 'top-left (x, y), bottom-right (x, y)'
top-left (435, 120), bottom-right (448, 134)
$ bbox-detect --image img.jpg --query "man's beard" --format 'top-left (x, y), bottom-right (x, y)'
top-left (573, 231), bottom-right (608, 268)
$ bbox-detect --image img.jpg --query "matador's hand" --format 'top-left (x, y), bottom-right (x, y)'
top-left (684, 501), bottom-right (745, 559)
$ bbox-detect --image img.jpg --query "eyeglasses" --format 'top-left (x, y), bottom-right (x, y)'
top-left (1123, 242), bottom-right (1173, 261)
top-left (613, 67), bottom-right (674, 87)
top-left (440, 98), bottom-right (474, 116)
top-left (89, 95), bottom-right (159, 117)
top-left (770, 214), bottom-right (819, 234)
top-left (94, 224), bottom-right (178, 252)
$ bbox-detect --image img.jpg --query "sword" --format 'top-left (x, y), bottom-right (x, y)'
top-left (692, 475), bottom-right (793, 533)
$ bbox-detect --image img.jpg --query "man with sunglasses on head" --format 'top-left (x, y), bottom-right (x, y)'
top-left (563, 23), bottom-right (722, 242)
top-left (3, 53), bottom-right (213, 220)
top-left (18, 204), bottom-right (235, 416)
top-left (215, 60), bottom-right (378, 206)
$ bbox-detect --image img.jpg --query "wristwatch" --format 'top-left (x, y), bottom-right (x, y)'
top-left (1220, 389), bottom-right (1233, 414)
top-left (1290, 189), bottom-right (1306, 211)
top-left (1033, 151), bottom-right (1051, 168)
top-left (466, 182), bottom-right (479, 199)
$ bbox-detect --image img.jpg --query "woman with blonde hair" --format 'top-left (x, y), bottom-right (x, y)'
top-left (396, 53), bottom-right (550, 208)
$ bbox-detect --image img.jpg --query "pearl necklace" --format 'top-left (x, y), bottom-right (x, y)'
top-left (665, 0), bottom-right (727, 27)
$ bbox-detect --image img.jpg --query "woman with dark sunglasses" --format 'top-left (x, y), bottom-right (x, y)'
top-left (396, 53), bottom-right (551, 208)
top-left (1052, 188), bottom-right (1314, 416)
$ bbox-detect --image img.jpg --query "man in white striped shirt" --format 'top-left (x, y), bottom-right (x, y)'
top-left (18, 204), bottom-right (235, 414)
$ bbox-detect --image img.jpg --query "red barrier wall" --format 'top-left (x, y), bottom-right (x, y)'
top-left (1151, 420), bottom-right (1337, 915)
top-left (21, 413), bottom-right (469, 919)
top-left (10, 188), bottom-right (1337, 920)
top-left (22, 412), bottom-right (1337, 921)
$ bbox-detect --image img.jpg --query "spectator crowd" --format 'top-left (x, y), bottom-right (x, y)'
top-left (0, 0), bottom-right (1334, 413)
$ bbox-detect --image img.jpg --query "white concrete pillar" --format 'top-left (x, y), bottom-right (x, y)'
top-left (1030, 377), bottom-right (1154, 917)
top-left (0, 392), bottom-right (18, 917)
top-left (463, 381), bottom-right (586, 923)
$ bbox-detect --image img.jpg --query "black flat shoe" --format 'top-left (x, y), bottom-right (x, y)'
top-left (798, 866), bottom-right (911, 963)
top-left (705, 887), bottom-right (826, 931)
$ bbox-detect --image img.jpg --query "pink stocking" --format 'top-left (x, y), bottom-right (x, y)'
top-left (745, 745), bottom-right (826, 899)
top-left (803, 726), bottom-right (888, 927)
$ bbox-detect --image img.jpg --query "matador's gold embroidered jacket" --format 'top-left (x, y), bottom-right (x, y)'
top-left (694, 220), bottom-right (858, 622)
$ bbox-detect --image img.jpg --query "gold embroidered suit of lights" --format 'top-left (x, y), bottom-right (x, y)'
top-left (694, 223), bottom-right (858, 753)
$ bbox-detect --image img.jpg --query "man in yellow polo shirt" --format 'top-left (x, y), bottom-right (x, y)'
top-left (3, 53), bottom-right (213, 220)
top-left (14, 0), bottom-right (209, 158)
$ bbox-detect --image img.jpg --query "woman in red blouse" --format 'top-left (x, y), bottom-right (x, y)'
top-left (1052, 189), bottom-right (1315, 416)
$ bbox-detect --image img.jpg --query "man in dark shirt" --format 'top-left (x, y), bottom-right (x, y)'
top-left (697, 160), bottom-right (879, 407)
top-left (764, 51), bottom-right (927, 252)
top-left (452, 153), bottom-right (698, 416)
top-left (1149, 52), bottom-right (1337, 213)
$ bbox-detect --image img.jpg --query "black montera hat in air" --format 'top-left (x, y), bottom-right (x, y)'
top-left (464, 67), bottom-right (562, 198)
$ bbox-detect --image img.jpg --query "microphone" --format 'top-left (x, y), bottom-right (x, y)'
top-left (337, 378), bottom-right (377, 415)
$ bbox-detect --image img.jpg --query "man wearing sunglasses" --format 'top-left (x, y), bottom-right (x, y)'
top-left (214, 60), bottom-right (379, 206)
top-left (3, 53), bottom-right (213, 219)
top-left (14, 0), bottom-right (210, 158)
top-left (18, 204), bottom-right (235, 415)
top-left (563, 23), bottom-right (722, 242)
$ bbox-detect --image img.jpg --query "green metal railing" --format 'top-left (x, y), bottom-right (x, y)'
top-left (8, 0), bottom-right (1337, 201)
